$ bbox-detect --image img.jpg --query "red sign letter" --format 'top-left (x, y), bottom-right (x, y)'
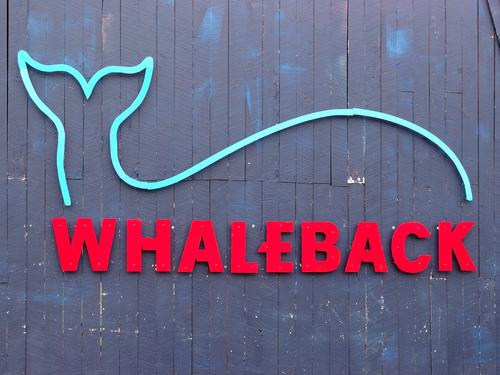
top-left (392, 222), bottom-right (431, 273)
top-left (301, 222), bottom-right (341, 272)
top-left (231, 222), bottom-right (258, 274)
top-left (127, 219), bottom-right (171, 272)
top-left (52, 218), bottom-right (116, 272)
top-left (258, 222), bottom-right (294, 273)
top-left (438, 222), bottom-right (476, 272)
top-left (179, 221), bottom-right (223, 272)
top-left (345, 222), bottom-right (388, 273)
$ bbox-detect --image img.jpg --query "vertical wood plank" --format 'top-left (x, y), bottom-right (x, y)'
top-left (313, 0), bottom-right (333, 184)
top-left (494, 31), bottom-right (500, 375)
top-left (227, 1), bottom-right (246, 181)
top-left (25, 1), bottom-right (49, 373)
top-left (243, 2), bottom-right (264, 181)
top-left (478, 1), bottom-right (497, 373)
top-left (100, 0), bottom-right (122, 373)
top-left (395, 0), bottom-right (417, 372)
top-left (0, 0), bottom-right (8, 371)
top-left (380, 0), bottom-right (400, 372)
top-left (226, 181), bottom-right (246, 373)
top-left (208, 180), bottom-right (229, 373)
top-left (172, 183), bottom-right (194, 373)
top-left (208, 0), bottom-right (229, 181)
top-left (41, 1), bottom-right (66, 373)
top-left (261, 0), bottom-right (280, 182)
top-left (119, 1), bottom-right (141, 372)
top-left (412, 0), bottom-right (433, 371)
top-left (155, 0), bottom-right (176, 373)
top-left (192, 0), bottom-right (213, 182)
top-left (347, 0), bottom-right (367, 372)
top-left (461, 1), bottom-right (480, 373)
top-left (363, 0), bottom-right (384, 370)
top-left (428, 0), bottom-right (448, 370)
top-left (330, 0), bottom-right (348, 187)
top-left (295, 0), bottom-right (314, 184)
top-left (135, 2), bottom-right (159, 374)
top-left (241, 181), bottom-right (263, 373)
top-left (81, 1), bottom-right (104, 371)
top-left (278, 1), bottom-right (297, 183)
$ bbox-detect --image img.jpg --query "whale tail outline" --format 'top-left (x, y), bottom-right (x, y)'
top-left (17, 50), bottom-right (154, 206)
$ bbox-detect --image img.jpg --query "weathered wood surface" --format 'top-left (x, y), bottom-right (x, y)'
top-left (1, 0), bottom-right (499, 373)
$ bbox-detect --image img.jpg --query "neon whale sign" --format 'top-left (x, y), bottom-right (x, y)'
top-left (18, 50), bottom-right (473, 207)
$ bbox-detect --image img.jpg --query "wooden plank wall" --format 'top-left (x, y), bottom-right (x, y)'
top-left (1, 0), bottom-right (499, 373)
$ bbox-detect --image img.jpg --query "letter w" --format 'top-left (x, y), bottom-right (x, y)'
top-left (52, 218), bottom-right (117, 272)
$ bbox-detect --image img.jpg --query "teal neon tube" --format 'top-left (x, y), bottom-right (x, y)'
top-left (18, 50), bottom-right (473, 206)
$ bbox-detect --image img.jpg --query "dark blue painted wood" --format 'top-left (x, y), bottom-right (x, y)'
top-left (1, 0), bottom-right (498, 373)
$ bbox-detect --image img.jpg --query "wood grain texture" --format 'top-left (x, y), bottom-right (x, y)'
top-left (1, 0), bottom-right (499, 373)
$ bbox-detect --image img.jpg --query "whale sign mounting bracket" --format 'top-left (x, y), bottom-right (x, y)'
top-left (17, 50), bottom-right (473, 206)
